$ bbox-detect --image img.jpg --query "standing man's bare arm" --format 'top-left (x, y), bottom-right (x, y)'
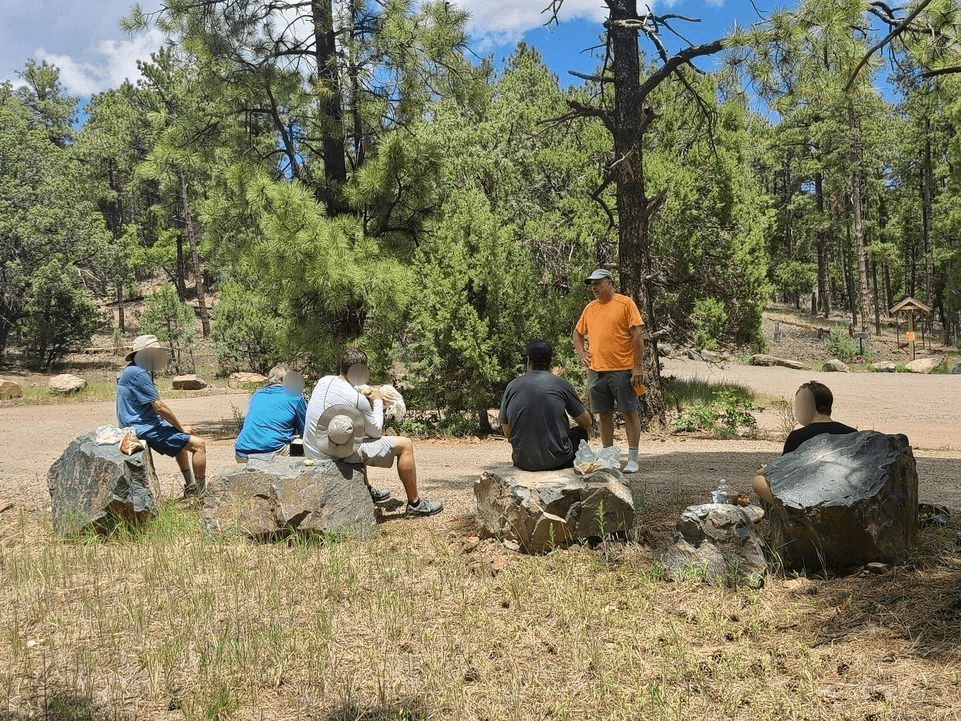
top-left (573, 329), bottom-right (591, 368)
top-left (630, 325), bottom-right (644, 387)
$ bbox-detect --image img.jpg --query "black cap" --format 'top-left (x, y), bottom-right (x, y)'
top-left (521, 339), bottom-right (553, 364)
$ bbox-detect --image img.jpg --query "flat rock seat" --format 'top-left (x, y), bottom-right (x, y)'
top-left (474, 465), bottom-right (635, 553)
top-left (203, 456), bottom-right (375, 541)
top-left (47, 431), bottom-right (161, 535)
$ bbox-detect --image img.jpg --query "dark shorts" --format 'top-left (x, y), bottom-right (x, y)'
top-left (588, 370), bottom-right (640, 415)
top-left (138, 423), bottom-right (191, 457)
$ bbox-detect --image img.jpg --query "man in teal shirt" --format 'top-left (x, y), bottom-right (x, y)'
top-left (235, 365), bottom-right (307, 461)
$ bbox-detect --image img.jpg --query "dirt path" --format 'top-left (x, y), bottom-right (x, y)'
top-left (1, 360), bottom-right (959, 519)
top-left (662, 356), bottom-right (961, 451)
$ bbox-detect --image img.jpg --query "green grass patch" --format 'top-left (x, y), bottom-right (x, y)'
top-left (663, 377), bottom-right (759, 438)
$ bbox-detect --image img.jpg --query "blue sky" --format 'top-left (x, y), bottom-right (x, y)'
top-left (0, 1), bottom-right (765, 97)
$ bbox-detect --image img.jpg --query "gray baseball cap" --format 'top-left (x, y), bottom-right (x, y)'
top-left (584, 268), bottom-right (614, 284)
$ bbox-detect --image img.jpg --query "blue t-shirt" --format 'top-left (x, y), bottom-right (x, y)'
top-left (235, 384), bottom-right (307, 457)
top-left (116, 364), bottom-right (162, 435)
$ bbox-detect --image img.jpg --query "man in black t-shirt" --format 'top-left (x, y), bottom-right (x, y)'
top-left (499, 340), bottom-right (592, 471)
top-left (781, 380), bottom-right (857, 453)
top-left (753, 380), bottom-right (857, 502)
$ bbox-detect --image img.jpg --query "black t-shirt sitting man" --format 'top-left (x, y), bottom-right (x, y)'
top-left (753, 380), bottom-right (856, 504)
top-left (499, 339), bottom-right (592, 471)
top-left (782, 380), bottom-right (857, 454)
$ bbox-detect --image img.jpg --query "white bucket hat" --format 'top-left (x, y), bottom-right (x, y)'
top-left (314, 405), bottom-right (366, 458)
top-left (126, 334), bottom-right (168, 362)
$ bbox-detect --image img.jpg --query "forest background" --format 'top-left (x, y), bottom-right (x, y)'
top-left (2, 0), bottom-right (960, 433)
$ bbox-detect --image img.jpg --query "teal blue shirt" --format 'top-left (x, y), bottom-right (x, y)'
top-left (235, 384), bottom-right (307, 457)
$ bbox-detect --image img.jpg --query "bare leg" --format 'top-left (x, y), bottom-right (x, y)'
top-left (752, 472), bottom-right (774, 504)
top-left (186, 436), bottom-right (206, 478)
top-left (623, 410), bottom-right (641, 448)
top-left (598, 412), bottom-right (615, 447)
top-left (392, 436), bottom-right (419, 503)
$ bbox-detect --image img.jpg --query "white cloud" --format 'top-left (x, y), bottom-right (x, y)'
top-left (35, 28), bottom-right (165, 96)
top-left (452, 0), bottom-right (607, 44)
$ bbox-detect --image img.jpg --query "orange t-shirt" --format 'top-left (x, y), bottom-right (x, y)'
top-left (575, 293), bottom-right (644, 371)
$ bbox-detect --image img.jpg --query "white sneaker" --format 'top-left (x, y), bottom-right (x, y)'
top-left (623, 460), bottom-right (639, 474)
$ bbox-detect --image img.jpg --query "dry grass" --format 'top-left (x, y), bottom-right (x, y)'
top-left (1, 503), bottom-right (959, 721)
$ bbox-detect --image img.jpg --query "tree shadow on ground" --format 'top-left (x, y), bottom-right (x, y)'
top-left (808, 524), bottom-right (961, 661)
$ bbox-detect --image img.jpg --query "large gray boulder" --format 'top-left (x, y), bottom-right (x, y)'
top-left (48, 373), bottom-right (86, 394)
top-left (870, 361), bottom-right (897, 373)
top-left (474, 466), bottom-right (635, 553)
top-left (172, 374), bottom-right (207, 390)
top-left (905, 357), bottom-right (941, 374)
top-left (822, 358), bottom-right (849, 373)
top-left (203, 457), bottom-right (375, 540)
top-left (764, 431), bottom-right (918, 572)
top-left (47, 432), bottom-right (162, 534)
top-left (659, 503), bottom-right (766, 586)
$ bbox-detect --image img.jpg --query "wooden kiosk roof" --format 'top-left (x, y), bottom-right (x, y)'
top-left (890, 297), bottom-right (932, 315)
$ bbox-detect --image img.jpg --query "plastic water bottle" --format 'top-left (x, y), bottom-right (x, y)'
top-left (712, 479), bottom-right (729, 504)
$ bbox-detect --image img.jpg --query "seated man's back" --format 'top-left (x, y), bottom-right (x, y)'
top-left (500, 340), bottom-right (591, 472)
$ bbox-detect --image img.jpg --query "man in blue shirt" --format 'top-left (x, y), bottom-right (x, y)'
top-left (116, 334), bottom-right (207, 497)
top-left (235, 365), bottom-right (307, 461)
top-left (499, 340), bottom-right (592, 471)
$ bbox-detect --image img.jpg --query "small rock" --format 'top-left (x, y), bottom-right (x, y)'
top-left (822, 359), bottom-right (849, 373)
top-left (866, 562), bottom-right (891, 574)
top-left (905, 357), bottom-right (942, 374)
top-left (751, 354), bottom-right (805, 370)
top-left (172, 374), bottom-right (207, 390)
top-left (870, 361), bottom-right (897, 373)
top-left (686, 348), bottom-right (702, 361)
top-left (48, 374), bottom-right (86, 394)
top-left (952, 363), bottom-right (961, 375)
top-left (228, 372), bottom-right (268, 389)
top-left (0, 378), bottom-right (23, 400)
top-left (658, 503), bottom-right (767, 586)
top-left (700, 350), bottom-right (722, 363)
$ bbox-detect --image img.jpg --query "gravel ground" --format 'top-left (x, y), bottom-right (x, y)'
top-left (2, 358), bottom-right (960, 523)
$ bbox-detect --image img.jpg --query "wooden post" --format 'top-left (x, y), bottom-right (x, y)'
top-left (908, 310), bottom-right (916, 361)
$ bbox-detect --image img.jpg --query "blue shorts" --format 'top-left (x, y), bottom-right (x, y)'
top-left (138, 423), bottom-right (191, 457)
top-left (588, 370), bottom-right (640, 415)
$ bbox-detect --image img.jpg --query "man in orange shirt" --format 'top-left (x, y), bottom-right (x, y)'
top-left (572, 269), bottom-right (645, 473)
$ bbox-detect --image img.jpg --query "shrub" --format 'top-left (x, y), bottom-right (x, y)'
top-left (140, 285), bottom-right (196, 373)
top-left (20, 262), bottom-right (102, 370)
top-left (211, 280), bottom-right (287, 375)
top-left (827, 325), bottom-right (856, 362)
top-left (691, 298), bottom-right (728, 351)
top-left (673, 387), bottom-right (758, 438)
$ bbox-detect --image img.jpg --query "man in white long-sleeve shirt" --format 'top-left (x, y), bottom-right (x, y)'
top-left (303, 347), bottom-right (443, 518)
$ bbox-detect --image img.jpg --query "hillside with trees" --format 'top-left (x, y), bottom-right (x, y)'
top-left (1, 0), bottom-right (959, 430)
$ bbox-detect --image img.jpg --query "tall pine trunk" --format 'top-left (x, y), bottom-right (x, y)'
top-left (312, 0), bottom-right (348, 215)
top-left (180, 173), bottom-right (210, 339)
top-left (815, 172), bottom-right (832, 318)
top-left (848, 102), bottom-right (871, 333)
top-left (609, 0), bottom-right (665, 428)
